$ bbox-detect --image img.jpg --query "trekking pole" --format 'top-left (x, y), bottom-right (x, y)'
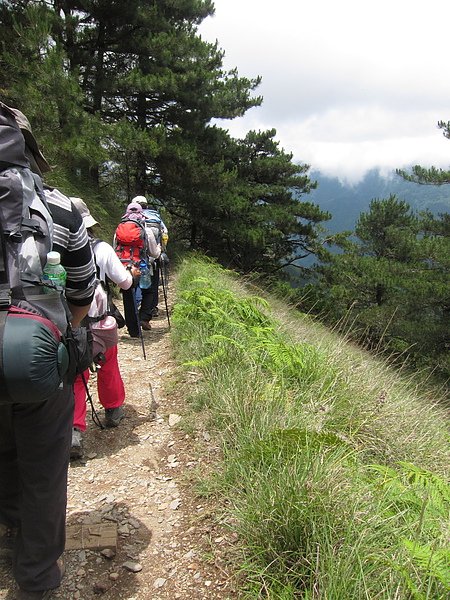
top-left (165, 262), bottom-right (170, 294)
top-left (132, 285), bottom-right (147, 360)
top-left (162, 255), bottom-right (169, 292)
top-left (80, 370), bottom-right (105, 430)
top-left (159, 258), bottom-right (171, 329)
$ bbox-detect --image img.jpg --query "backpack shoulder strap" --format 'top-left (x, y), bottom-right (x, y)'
top-left (0, 225), bottom-right (10, 308)
top-left (90, 236), bottom-right (114, 296)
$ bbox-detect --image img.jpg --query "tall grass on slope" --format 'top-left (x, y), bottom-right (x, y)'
top-left (172, 257), bottom-right (450, 599)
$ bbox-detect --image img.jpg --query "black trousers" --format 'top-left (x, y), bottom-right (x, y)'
top-left (0, 383), bottom-right (73, 592)
top-left (122, 285), bottom-right (152, 337)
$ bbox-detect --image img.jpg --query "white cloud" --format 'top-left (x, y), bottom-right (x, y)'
top-left (200, 0), bottom-right (450, 181)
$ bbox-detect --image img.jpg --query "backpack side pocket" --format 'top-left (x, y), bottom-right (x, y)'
top-left (1, 306), bottom-right (69, 403)
top-left (64, 326), bottom-right (94, 384)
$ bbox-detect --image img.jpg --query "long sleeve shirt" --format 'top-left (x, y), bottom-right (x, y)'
top-left (44, 187), bottom-right (96, 306)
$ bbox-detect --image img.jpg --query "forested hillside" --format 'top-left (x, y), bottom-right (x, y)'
top-left (286, 193), bottom-right (449, 383)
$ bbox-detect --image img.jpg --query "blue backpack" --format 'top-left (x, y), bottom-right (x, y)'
top-left (142, 208), bottom-right (163, 244)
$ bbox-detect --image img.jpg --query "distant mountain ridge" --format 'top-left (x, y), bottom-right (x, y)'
top-left (306, 168), bottom-right (450, 233)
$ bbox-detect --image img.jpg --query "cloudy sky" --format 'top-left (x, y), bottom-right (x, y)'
top-left (199, 0), bottom-right (450, 183)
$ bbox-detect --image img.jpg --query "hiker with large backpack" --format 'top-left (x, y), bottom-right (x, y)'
top-left (114, 201), bottom-right (161, 337)
top-left (70, 197), bottom-right (139, 459)
top-left (133, 195), bottom-right (169, 320)
top-left (0, 104), bottom-right (95, 599)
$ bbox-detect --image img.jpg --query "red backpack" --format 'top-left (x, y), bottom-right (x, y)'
top-left (114, 218), bottom-right (147, 265)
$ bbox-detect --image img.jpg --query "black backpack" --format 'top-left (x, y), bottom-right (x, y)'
top-left (0, 103), bottom-right (71, 402)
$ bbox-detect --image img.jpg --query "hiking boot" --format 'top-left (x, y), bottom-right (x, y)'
top-left (140, 320), bottom-right (152, 331)
top-left (150, 307), bottom-right (159, 317)
top-left (17, 557), bottom-right (65, 599)
top-left (105, 406), bottom-right (124, 428)
top-left (70, 428), bottom-right (83, 460)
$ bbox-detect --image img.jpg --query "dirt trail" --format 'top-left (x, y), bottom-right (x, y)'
top-left (0, 301), bottom-right (237, 599)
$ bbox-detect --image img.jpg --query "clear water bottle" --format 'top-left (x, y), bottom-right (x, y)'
top-left (139, 260), bottom-right (151, 289)
top-left (42, 251), bottom-right (67, 293)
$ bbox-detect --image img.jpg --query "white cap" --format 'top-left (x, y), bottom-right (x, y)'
top-left (70, 197), bottom-right (98, 228)
top-left (46, 251), bottom-right (61, 264)
top-left (132, 195), bottom-right (148, 207)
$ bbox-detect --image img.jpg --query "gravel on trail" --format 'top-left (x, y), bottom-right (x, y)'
top-left (0, 302), bottom-right (238, 600)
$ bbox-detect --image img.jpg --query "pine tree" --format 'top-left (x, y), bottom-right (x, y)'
top-left (154, 126), bottom-right (328, 273)
top-left (305, 196), bottom-right (449, 379)
top-left (0, 1), bottom-right (108, 177)
top-left (396, 118), bottom-right (450, 184)
top-left (47, 0), bottom-right (262, 191)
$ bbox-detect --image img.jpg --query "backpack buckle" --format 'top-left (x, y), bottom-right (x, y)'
top-left (0, 286), bottom-right (11, 308)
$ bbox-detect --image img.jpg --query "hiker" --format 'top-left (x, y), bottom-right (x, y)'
top-left (0, 104), bottom-right (95, 599)
top-left (133, 195), bottom-right (169, 318)
top-left (70, 198), bottom-right (140, 459)
top-left (115, 201), bottom-right (161, 337)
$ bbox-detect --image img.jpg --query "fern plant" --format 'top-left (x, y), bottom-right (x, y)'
top-left (174, 275), bottom-right (331, 389)
top-left (369, 462), bottom-right (450, 597)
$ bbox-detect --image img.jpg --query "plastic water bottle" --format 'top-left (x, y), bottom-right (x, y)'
top-left (42, 251), bottom-right (67, 293)
top-left (139, 260), bottom-right (151, 289)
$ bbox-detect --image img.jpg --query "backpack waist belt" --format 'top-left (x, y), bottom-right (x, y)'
top-left (84, 312), bottom-right (107, 325)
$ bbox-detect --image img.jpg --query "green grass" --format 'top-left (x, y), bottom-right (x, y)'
top-left (171, 255), bottom-right (450, 599)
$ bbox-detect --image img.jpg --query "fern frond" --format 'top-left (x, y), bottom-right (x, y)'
top-left (182, 347), bottom-right (226, 368)
top-left (402, 539), bottom-right (450, 590)
top-left (398, 461), bottom-right (450, 506)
